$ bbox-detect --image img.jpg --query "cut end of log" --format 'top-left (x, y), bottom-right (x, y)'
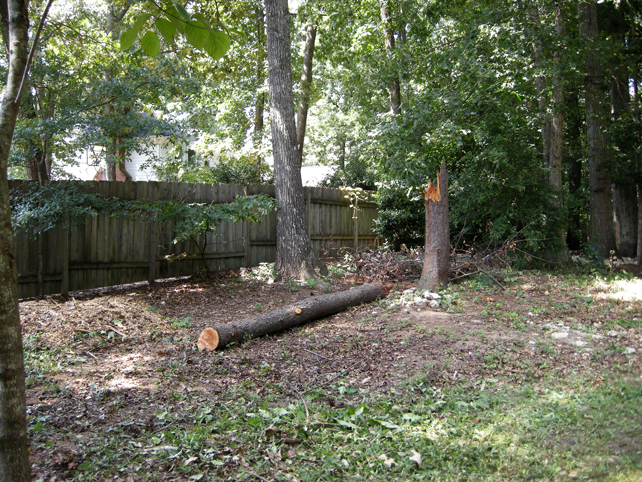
top-left (198, 327), bottom-right (219, 351)
top-left (424, 175), bottom-right (441, 202)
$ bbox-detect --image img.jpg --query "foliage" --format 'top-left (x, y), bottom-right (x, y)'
top-left (10, 182), bottom-right (125, 239)
top-left (373, 185), bottom-right (425, 250)
top-left (133, 194), bottom-right (277, 244)
top-left (10, 183), bottom-right (277, 259)
top-left (320, 157), bottom-right (377, 191)
top-left (157, 150), bottom-right (274, 185)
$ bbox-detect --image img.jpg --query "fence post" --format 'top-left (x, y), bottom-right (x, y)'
top-left (243, 186), bottom-right (249, 266)
top-left (148, 221), bottom-right (156, 285)
top-left (61, 221), bottom-right (69, 297)
top-left (353, 197), bottom-right (359, 250)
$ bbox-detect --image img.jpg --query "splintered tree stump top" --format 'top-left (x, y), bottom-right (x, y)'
top-left (197, 283), bottom-right (388, 350)
top-left (417, 160), bottom-right (450, 292)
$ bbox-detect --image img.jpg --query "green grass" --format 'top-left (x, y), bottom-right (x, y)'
top-left (32, 372), bottom-right (641, 481)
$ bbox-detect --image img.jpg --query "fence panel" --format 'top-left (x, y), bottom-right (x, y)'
top-left (10, 180), bottom-right (378, 298)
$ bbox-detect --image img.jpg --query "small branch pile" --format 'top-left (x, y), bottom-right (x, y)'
top-left (346, 247), bottom-right (423, 282)
top-left (332, 235), bottom-right (528, 289)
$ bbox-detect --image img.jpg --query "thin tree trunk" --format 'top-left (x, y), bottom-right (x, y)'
top-left (296, 23), bottom-right (316, 165)
top-left (380, 0), bottom-right (401, 116)
top-left (417, 161), bottom-right (449, 292)
top-left (550, 4), bottom-right (567, 258)
top-left (631, 3), bottom-right (642, 263)
top-left (0, 0), bottom-right (32, 479)
top-left (265, 0), bottom-right (326, 280)
top-left (611, 4), bottom-right (638, 257)
top-left (566, 86), bottom-right (584, 250)
top-left (580, 1), bottom-right (615, 256)
top-left (530, 7), bottom-right (551, 172)
top-left (254, 5), bottom-right (265, 146)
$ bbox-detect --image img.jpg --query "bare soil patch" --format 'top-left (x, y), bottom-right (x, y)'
top-left (20, 266), bottom-right (642, 480)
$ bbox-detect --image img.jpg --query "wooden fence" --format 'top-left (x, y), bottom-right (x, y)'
top-left (9, 181), bottom-right (379, 298)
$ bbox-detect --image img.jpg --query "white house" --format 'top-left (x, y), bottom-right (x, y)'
top-left (66, 137), bottom-right (337, 186)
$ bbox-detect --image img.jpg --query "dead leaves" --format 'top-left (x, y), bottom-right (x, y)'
top-left (378, 450), bottom-right (423, 469)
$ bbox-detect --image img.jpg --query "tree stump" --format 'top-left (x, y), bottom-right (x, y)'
top-left (416, 160), bottom-right (450, 292)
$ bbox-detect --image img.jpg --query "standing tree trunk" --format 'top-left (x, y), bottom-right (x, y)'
top-left (0, 0), bottom-right (32, 479)
top-left (610, 4), bottom-right (638, 258)
top-left (580, 1), bottom-right (615, 256)
top-left (529, 6), bottom-right (551, 174)
top-left (380, 0), bottom-right (401, 116)
top-left (265, 0), bottom-right (326, 280)
top-left (254, 5), bottom-right (265, 146)
top-left (417, 161), bottom-right (449, 292)
top-left (550, 4), bottom-right (567, 258)
top-left (104, 4), bottom-right (132, 182)
top-left (296, 23), bottom-right (316, 165)
top-left (566, 87), bottom-right (584, 250)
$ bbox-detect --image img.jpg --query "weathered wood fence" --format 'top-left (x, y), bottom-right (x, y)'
top-left (10, 181), bottom-right (378, 298)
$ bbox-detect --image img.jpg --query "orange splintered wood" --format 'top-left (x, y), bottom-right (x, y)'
top-left (424, 173), bottom-right (441, 202)
top-left (198, 327), bottom-right (219, 351)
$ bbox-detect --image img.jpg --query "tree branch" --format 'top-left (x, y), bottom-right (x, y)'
top-left (14, 0), bottom-right (55, 105)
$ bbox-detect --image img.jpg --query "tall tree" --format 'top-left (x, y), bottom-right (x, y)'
top-left (549, 3), bottom-right (567, 257)
top-left (1, 1), bottom-right (34, 480)
top-left (380, 0), bottom-right (401, 116)
top-left (580, 1), bottom-right (615, 256)
top-left (296, 23), bottom-right (316, 164)
top-left (607, 2), bottom-right (638, 257)
top-left (265, 0), bottom-right (326, 280)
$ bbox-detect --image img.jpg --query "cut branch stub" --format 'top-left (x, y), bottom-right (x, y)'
top-left (197, 283), bottom-right (387, 351)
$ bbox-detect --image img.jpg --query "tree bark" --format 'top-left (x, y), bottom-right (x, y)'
top-left (529, 6), bottom-right (551, 173)
top-left (610, 4), bottom-right (638, 257)
top-left (265, 0), bottom-right (326, 280)
top-left (566, 87), bottom-right (584, 251)
top-left (254, 5), bottom-right (265, 145)
top-left (198, 283), bottom-right (387, 350)
top-left (550, 4), bottom-right (567, 258)
top-left (380, 0), bottom-right (401, 116)
top-left (296, 23), bottom-right (316, 165)
top-left (417, 161), bottom-right (449, 292)
top-left (0, 0), bottom-right (31, 479)
top-left (580, 1), bottom-right (615, 256)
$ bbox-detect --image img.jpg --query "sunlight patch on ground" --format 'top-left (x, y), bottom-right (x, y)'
top-left (595, 279), bottom-right (642, 301)
top-left (108, 377), bottom-right (143, 390)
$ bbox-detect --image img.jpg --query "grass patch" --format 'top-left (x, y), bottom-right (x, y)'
top-left (29, 372), bottom-right (642, 481)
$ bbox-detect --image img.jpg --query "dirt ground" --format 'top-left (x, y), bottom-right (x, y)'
top-left (19, 264), bottom-right (642, 480)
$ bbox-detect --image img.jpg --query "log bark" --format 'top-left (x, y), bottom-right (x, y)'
top-left (198, 283), bottom-right (387, 350)
top-left (416, 161), bottom-right (449, 292)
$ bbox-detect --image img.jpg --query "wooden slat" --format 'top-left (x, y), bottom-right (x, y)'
top-left (9, 181), bottom-right (378, 296)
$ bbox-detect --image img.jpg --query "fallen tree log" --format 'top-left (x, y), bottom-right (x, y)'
top-left (198, 283), bottom-right (387, 351)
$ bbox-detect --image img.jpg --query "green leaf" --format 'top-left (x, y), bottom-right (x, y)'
top-left (173, 1), bottom-right (191, 21)
top-left (191, 12), bottom-right (215, 32)
top-left (155, 17), bottom-right (176, 45)
top-left (120, 14), bottom-right (152, 50)
top-left (166, 6), bottom-right (186, 34)
top-left (141, 31), bottom-right (160, 58)
top-left (203, 30), bottom-right (230, 60)
top-left (338, 420), bottom-right (358, 429)
top-left (120, 27), bottom-right (139, 50)
top-left (185, 21), bottom-right (210, 50)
